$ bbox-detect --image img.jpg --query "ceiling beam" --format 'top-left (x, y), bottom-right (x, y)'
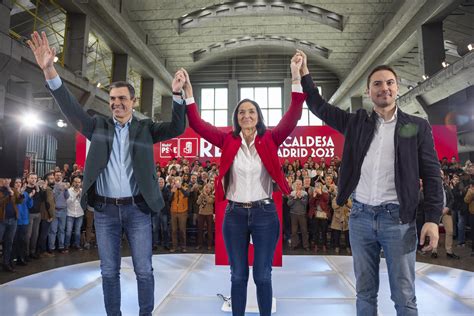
top-left (328, 0), bottom-right (462, 110)
top-left (397, 50), bottom-right (474, 110)
top-left (57, 0), bottom-right (173, 95)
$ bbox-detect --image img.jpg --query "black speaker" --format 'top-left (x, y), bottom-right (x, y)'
top-left (0, 119), bottom-right (28, 178)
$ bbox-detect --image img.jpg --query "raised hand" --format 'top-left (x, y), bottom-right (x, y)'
top-left (181, 68), bottom-right (193, 98)
top-left (27, 31), bottom-right (58, 79)
top-left (172, 70), bottom-right (186, 93)
top-left (296, 49), bottom-right (309, 76)
top-left (290, 53), bottom-right (303, 80)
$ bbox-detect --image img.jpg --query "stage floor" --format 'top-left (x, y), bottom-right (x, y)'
top-left (0, 254), bottom-right (473, 315)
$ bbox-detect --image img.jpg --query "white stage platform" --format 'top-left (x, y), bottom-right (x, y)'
top-left (1, 254), bottom-right (473, 315)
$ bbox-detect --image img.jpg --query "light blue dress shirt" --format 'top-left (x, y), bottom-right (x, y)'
top-left (47, 76), bottom-right (139, 198)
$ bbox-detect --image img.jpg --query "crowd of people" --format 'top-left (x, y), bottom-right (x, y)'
top-left (0, 156), bottom-right (473, 273)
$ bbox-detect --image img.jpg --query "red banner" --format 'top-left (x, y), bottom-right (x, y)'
top-left (152, 126), bottom-right (345, 166)
top-left (75, 125), bottom-right (458, 169)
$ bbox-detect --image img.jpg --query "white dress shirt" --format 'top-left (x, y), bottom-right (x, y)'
top-left (66, 188), bottom-right (85, 218)
top-left (225, 131), bottom-right (273, 203)
top-left (354, 108), bottom-right (399, 206)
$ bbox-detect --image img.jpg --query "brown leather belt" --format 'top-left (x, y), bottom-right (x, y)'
top-left (95, 194), bottom-right (145, 206)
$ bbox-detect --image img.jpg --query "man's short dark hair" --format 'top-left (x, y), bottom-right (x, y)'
top-left (44, 172), bottom-right (54, 181)
top-left (367, 65), bottom-right (398, 89)
top-left (109, 81), bottom-right (136, 99)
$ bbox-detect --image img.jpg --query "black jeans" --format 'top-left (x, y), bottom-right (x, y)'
top-left (332, 229), bottom-right (350, 248)
top-left (37, 220), bottom-right (51, 253)
top-left (314, 218), bottom-right (329, 246)
top-left (470, 213), bottom-right (474, 252)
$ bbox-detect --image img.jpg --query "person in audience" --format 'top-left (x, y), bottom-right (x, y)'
top-left (288, 179), bottom-right (310, 251)
top-left (431, 170), bottom-right (460, 259)
top-left (65, 176), bottom-right (84, 250)
top-left (48, 171), bottom-right (69, 254)
top-left (169, 177), bottom-right (190, 252)
top-left (155, 177), bottom-right (171, 250)
top-left (0, 178), bottom-right (23, 272)
top-left (12, 178), bottom-right (33, 266)
top-left (330, 190), bottom-right (352, 255)
top-left (37, 173), bottom-right (55, 258)
top-left (196, 183), bottom-right (215, 250)
top-left (308, 182), bottom-right (330, 253)
top-left (463, 179), bottom-right (474, 257)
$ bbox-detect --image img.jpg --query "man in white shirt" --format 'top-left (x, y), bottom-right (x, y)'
top-left (65, 176), bottom-right (84, 250)
top-left (300, 49), bottom-right (442, 316)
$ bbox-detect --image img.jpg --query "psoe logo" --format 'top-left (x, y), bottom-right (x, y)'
top-left (160, 139), bottom-right (178, 158)
top-left (179, 138), bottom-right (199, 157)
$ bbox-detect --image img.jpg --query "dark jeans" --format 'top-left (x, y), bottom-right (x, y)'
top-left (26, 212), bottom-right (41, 256)
top-left (282, 203), bottom-right (291, 242)
top-left (37, 220), bottom-right (51, 253)
top-left (13, 224), bottom-right (29, 261)
top-left (197, 214), bottom-right (213, 247)
top-left (94, 203), bottom-right (154, 316)
top-left (152, 212), bottom-right (169, 247)
top-left (470, 213), bottom-right (474, 252)
top-left (333, 229), bottom-right (350, 248)
top-left (0, 218), bottom-right (18, 265)
top-left (223, 201), bottom-right (279, 316)
top-left (313, 217), bottom-right (329, 246)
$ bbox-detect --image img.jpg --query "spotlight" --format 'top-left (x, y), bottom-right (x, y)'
top-left (53, 56), bottom-right (59, 63)
top-left (422, 75), bottom-right (429, 80)
top-left (442, 61), bottom-right (449, 68)
top-left (19, 112), bottom-right (41, 128)
top-left (468, 44), bottom-right (473, 51)
top-left (56, 119), bottom-right (67, 128)
top-left (96, 82), bottom-right (101, 88)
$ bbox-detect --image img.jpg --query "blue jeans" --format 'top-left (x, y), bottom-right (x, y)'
top-left (349, 200), bottom-right (417, 316)
top-left (49, 209), bottom-right (67, 250)
top-left (65, 216), bottom-right (84, 248)
top-left (223, 201), bottom-right (280, 316)
top-left (152, 212), bottom-right (169, 247)
top-left (0, 218), bottom-right (18, 265)
top-left (94, 202), bottom-right (154, 316)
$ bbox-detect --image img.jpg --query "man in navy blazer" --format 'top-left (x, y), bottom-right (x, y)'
top-left (28, 31), bottom-right (186, 316)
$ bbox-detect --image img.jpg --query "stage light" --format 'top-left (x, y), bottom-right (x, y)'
top-left (468, 44), bottom-right (473, 51)
top-left (19, 112), bottom-right (41, 128)
top-left (422, 75), bottom-right (428, 80)
top-left (442, 61), bottom-right (449, 68)
top-left (53, 56), bottom-right (59, 63)
top-left (96, 82), bottom-right (101, 88)
top-left (56, 119), bottom-right (67, 128)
